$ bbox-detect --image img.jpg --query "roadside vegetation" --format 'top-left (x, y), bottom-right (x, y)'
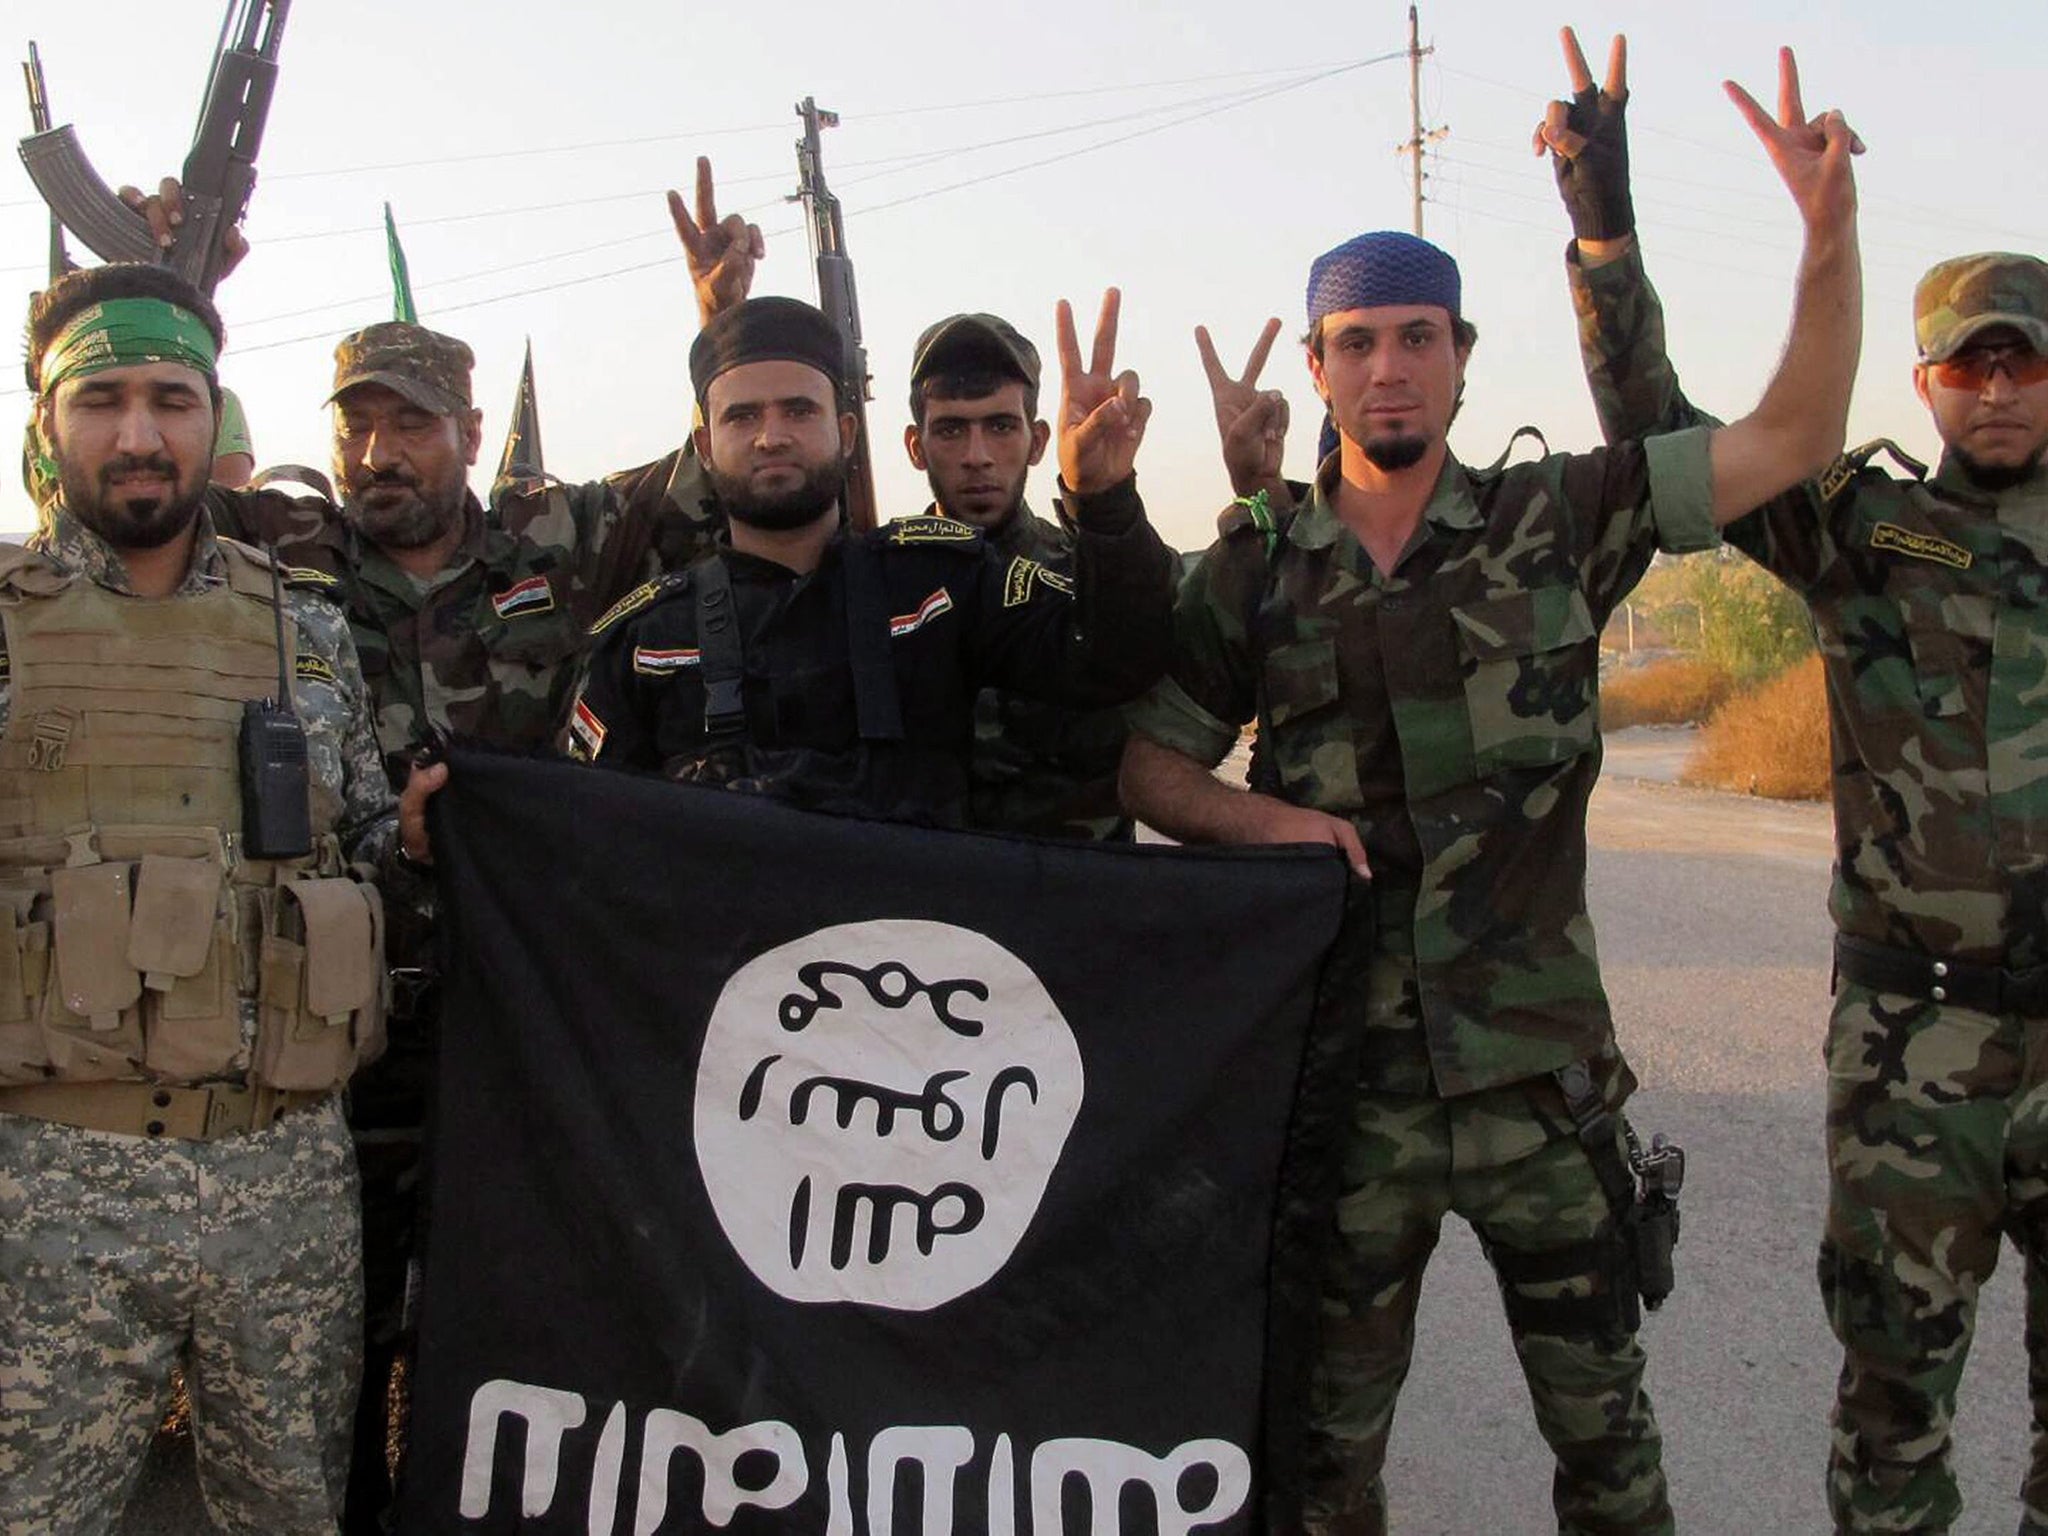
top-left (1605, 551), bottom-right (1828, 799)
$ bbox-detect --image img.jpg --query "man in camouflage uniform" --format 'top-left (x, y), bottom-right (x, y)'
top-left (1120, 52), bottom-right (1864, 1535)
top-left (0, 262), bottom-right (409, 1534)
top-left (1548, 39), bottom-right (2048, 1536)
top-left (903, 312), bottom-right (1139, 839)
top-left (144, 157), bottom-right (754, 1527)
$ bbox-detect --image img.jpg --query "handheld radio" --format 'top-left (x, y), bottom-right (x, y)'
top-left (238, 549), bottom-right (312, 858)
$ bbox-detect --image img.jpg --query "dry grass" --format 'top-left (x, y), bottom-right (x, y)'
top-left (1683, 654), bottom-right (1830, 800)
top-left (1602, 658), bottom-right (1739, 728)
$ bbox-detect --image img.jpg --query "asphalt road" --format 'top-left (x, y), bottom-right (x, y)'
top-left (120, 735), bottom-right (2035, 1534)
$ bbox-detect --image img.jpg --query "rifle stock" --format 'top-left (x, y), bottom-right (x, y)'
top-left (16, 0), bottom-right (288, 295)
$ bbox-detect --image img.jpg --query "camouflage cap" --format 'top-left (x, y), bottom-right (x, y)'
top-left (1914, 253), bottom-right (2048, 361)
top-left (910, 313), bottom-right (1041, 391)
top-left (328, 321), bottom-right (474, 415)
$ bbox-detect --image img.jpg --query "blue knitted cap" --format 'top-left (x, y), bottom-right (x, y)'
top-left (1306, 232), bottom-right (1461, 325)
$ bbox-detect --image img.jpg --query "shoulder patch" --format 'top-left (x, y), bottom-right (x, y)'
top-left (566, 695), bottom-right (608, 762)
top-left (1002, 556), bottom-right (1075, 608)
top-left (285, 565), bottom-right (340, 589)
top-left (1821, 438), bottom-right (1929, 504)
top-left (294, 652), bottom-right (339, 686)
top-left (589, 572), bottom-right (687, 638)
top-left (885, 515), bottom-right (983, 547)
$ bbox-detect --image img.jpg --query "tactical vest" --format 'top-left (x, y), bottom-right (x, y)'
top-left (0, 541), bottom-right (384, 1091)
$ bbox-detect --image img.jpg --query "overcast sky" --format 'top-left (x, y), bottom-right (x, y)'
top-left (5, 0), bottom-right (2044, 547)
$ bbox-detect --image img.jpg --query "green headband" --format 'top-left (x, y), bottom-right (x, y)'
top-left (37, 298), bottom-right (219, 397)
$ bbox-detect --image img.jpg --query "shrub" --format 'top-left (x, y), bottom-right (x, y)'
top-left (1683, 654), bottom-right (1830, 800)
top-left (1602, 658), bottom-right (1738, 728)
top-left (1625, 550), bottom-right (1816, 685)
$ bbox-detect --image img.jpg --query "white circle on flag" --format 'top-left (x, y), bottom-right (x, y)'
top-left (694, 919), bottom-right (1083, 1310)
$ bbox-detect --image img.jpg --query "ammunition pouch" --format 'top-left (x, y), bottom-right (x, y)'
top-left (0, 826), bottom-right (384, 1094)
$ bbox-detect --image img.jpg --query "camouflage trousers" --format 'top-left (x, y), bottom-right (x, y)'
top-left (0, 1097), bottom-right (362, 1536)
top-left (1821, 983), bottom-right (2048, 1536)
top-left (1301, 1076), bottom-right (1671, 1536)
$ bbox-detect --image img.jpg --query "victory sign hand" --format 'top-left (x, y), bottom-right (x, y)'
top-left (1057, 289), bottom-right (1151, 496)
top-left (1724, 49), bottom-right (1864, 234)
top-left (669, 156), bottom-right (764, 324)
top-left (1196, 318), bottom-right (1290, 497)
top-left (1531, 28), bottom-right (1632, 242)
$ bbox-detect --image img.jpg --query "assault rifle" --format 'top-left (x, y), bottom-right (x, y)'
top-left (793, 96), bottom-right (877, 533)
top-left (21, 43), bottom-right (72, 282)
top-left (17, 0), bottom-right (289, 296)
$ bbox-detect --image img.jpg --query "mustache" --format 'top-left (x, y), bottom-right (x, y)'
top-left (101, 453), bottom-right (179, 482)
top-left (360, 468), bottom-right (422, 490)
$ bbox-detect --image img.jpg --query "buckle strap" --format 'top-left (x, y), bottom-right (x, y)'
top-left (1551, 1060), bottom-right (1636, 1217)
top-left (693, 560), bottom-right (746, 742)
top-left (1833, 933), bottom-right (2048, 1016)
top-left (0, 1079), bottom-right (328, 1140)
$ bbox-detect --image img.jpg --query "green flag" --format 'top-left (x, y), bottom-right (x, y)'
top-left (385, 202), bottom-right (418, 323)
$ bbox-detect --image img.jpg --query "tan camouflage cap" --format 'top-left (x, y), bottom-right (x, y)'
top-left (911, 313), bottom-right (1041, 390)
top-left (1914, 253), bottom-right (2048, 361)
top-left (328, 321), bottom-right (474, 415)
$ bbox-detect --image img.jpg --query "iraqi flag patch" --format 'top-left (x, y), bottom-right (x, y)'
top-left (633, 646), bottom-right (702, 675)
top-left (491, 576), bottom-right (556, 620)
top-left (567, 697), bottom-right (608, 762)
top-left (889, 587), bottom-right (954, 638)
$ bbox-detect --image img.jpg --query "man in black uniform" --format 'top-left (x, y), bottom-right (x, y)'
top-left (903, 313), bottom-right (1146, 839)
top-left (563, 293), bottom-right (1176, 821)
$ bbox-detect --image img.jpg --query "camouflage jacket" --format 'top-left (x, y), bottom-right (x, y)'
top-left (4, 508), bottom-right (397, 871)
top-left (208, 447), bottom-right (718, 783)
top-left (569, 481), bottom-right (1178, 829)
top-left (1127, 438), bottom-right (1718, 1098)
top-left (1573, 244), bottom-right (2048, 967)
top-left (922, 499), bottom-right (1141, 841)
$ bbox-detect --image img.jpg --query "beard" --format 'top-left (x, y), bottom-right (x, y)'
top-left (929, 465), bottom-right (1027, 531)
top-left (710, 456), bottom-right (847, 532)
top-left (59, 451), bottom-right (209, 551)
top-left (341, 469), bottom-right (467, 549)
top-left (1361, 432), bottom-right (1430, 473)
top-left (1953, 444), bottom-right (2045, 493)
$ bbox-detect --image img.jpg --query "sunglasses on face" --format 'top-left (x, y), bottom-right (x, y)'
top-left (1928, 344), bottom-right (2048, 391)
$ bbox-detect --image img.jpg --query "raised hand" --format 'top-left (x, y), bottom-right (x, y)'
top-left (668, 156), bottom-right (764, 324)
top-left (115, 176), bottom-right (250, 279)
top-left (1724, 49), bottom-right (1863, 233)
top-left (1195, 319), bottom-right (1289, 498)
top-left (1056, 288), bottom-right (1151, 496)
top-left (1531, 27), bottom-right (1632, 242)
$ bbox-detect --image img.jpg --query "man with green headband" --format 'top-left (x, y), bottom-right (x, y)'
top-left (0, 260), bottom-right (417, 1534)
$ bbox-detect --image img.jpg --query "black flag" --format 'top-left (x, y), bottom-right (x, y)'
top-left (401, 747), bottom-right (1366, 1535)
top-left (492, 337), bottom-right (545, 495)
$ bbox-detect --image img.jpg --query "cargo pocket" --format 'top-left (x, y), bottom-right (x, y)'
top-left (1906, 623), bottom-right (1970, 720)
top-left (1450, 587), bottom-right (1599, 776)
top-left (131, 855), bottom-right (241, 1080)
top-left (44, 862), bottom-right (143, 1081)
top-left (253, 877), bottom-right (381, 1090)
top-left (0, 904), bottom-right (50, 1084)
top-left (1259, 639), bottom-right (1363, 807)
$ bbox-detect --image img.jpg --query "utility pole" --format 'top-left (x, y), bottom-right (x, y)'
top-left (792, 96), bottom-right (877, 531)
top-left (1398, 5), bottom-right (1448, 236)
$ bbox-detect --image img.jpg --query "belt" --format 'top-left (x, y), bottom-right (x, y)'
top-left (1833, 933), bottom-right (2048, 1018)
top-left (0, 1080), bottom-right (329, 1141)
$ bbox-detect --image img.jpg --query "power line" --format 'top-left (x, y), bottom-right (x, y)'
top-left (227, 55), bottom-right (1398, 359)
